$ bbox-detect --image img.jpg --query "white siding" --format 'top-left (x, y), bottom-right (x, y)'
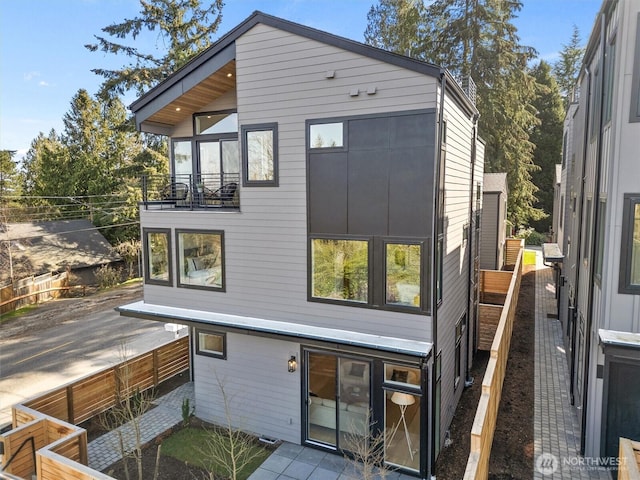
top-left (194, 331), bottom-right (301, 443)
top-left (142, 23), bottom-right (442, 343)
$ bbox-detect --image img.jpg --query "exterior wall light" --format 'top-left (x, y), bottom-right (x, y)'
top-left (288, 355), bottom-right (297, 373)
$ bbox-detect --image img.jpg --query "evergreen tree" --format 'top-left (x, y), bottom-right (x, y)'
top-left (364, 0), bottom-right (543, 226)
top-left (86, 0), bottom-right (224, 99)
top-left (553, 25), bottom-right (584, 109)
top-left (0, 150), bottom-right (21, 198)
top-left (529, 61), bottom-right (564, 234)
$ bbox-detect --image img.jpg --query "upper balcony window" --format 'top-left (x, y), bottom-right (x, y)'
top-left (242, 123), bottom-right (278, 186)
top-left (176, 230), bottom-right (224, 290)
top-left (144, 228), bottom-right (172, 286)
top-left (309, 122), bottom-right (344, 148)
top-left (311, 238), bottom-right (369, 303)
top-left (195, 111), bottom-right (238, 135)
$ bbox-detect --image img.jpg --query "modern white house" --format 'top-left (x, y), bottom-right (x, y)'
top-left (555, 0), bottom-right (640, 468)
top-left (118, 12), bottom-right (484, 477)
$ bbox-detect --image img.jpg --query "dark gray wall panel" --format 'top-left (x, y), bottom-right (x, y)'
top-left (348, 149), bottom-right (390, 235)
top-left (349, 117), bottom-right (390, 150)
top-left (308, 152), bottom-right (348, 233)
top-left (388, 147), bottom-right (432, 237)
top-left (391, 113), bottom-right (435, 148)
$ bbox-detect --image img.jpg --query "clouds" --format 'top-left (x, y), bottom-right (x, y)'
top-left (23, 71), bottom-right (52, 87)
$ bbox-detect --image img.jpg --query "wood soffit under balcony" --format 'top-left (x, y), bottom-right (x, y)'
top-left (146, 60), bottom-right (236, 127)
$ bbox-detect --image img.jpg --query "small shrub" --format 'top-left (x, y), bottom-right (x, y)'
top-left (514, 226), bottom-right (547, 246)
top-left (95, 264), bottom-right (121, 289)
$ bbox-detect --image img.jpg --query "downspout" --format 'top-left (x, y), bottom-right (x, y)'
top-left (430, 70), bottom-right (447, 478)
top-left (465, 115), bottom-right (480, 384)
top-left (580, 10), bottom-right (607, 455)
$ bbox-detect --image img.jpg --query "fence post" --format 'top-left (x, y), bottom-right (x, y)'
top-left (66, 386), bottom-right (75, 424)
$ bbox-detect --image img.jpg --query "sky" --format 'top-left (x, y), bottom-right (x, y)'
top-left (0, 0), bottom-right (603, 161)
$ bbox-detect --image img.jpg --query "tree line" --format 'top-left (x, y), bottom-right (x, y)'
top-left (1, 0), bottom-right (584, 251)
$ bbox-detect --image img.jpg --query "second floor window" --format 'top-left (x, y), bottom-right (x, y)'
top-left (144, 228), bottom-right (172, 286)
top-left (242, 123), bottom-right (278, 186)
top-left (177, 230), bottom-right (225, 290)
top-left (311, 238), bottom-right (369, 303)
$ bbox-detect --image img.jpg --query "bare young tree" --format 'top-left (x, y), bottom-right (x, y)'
top-left (101, 343), bottom-right (158, 480)
top-left (197, 372), bottom-right (268, 480)
top-left (343, 410), bottom-right (391, 480)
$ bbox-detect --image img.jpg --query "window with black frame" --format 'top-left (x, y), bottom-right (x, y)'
top-left (242, 123), bottom-right (278, 186)
top-left (176, 230), bottom-right (224, 290)
top-left (144, 228), bottom-right (172, 286)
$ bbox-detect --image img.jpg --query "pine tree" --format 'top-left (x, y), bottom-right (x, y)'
top-left (553, 25), bottom-right (584, 109)
top-left (529, 61), bottom-right (564, 233)
top-left (86, 0), bottom-right (224, 99)
top-left (364, 0), bottom-right (543, 226)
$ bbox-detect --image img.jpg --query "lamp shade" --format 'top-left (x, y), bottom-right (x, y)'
top-left (391, 391), bottom-right (415, 406)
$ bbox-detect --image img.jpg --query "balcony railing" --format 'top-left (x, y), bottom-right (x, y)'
top-left (141, 173), bottom-right (240, 210)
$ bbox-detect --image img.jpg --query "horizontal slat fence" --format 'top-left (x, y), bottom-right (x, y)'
top-left (2, 337), bottom-right (189, 480)
top-left (24, 336), bottom-right (189, 424)
top-left (464, 243), bottom-right (523, 480)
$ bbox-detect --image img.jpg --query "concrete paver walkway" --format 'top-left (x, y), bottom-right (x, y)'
top-left (533, 251), bottom-right (610, 479)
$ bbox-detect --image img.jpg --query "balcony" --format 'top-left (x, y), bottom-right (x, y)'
top-left (141, 174), bottom-right (240, 210)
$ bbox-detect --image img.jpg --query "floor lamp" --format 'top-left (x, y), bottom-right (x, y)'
top-left (389, 391), bottom-right (415, 460)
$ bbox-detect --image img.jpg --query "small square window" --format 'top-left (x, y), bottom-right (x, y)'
top-left (242, 123), bottom-right (278, 186)
top-left (309, 122), bottom-right (343, 148)
top-left (196, 330), bottom-right (226, 359)
top-left (144, 228), bottom-right (172, 286)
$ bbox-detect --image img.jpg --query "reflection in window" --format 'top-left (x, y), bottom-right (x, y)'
top-left (173, 140), bottom-right (193, 180)
top-left (386, 243), bottom-right (421, 307)
top-left (310, 122), bottom-right (343, 148)
top-left (195, 112), bottom-right (238, 135)
top-left (311, 239), bottom-right (368, 302)
top-left (242, 124), bottom-right (278, 185)
top-left (196, 330), bottom-right (226, 358)
top-left (385, 390), bottom-right (420, 472)
top-left (384, 364), bottom-right (420, 387)
top-left (177, 231), bottom-right (224, 289)
top-left (145, 229), bottom-right (171, 284)
top-left (632, 202), bottom-right (640, 285)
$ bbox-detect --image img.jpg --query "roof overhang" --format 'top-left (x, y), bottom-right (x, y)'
top-left (129, 11), bottom-right (478, 134)
top-left (117, 301), bottom-right (432, 359)
top-left (599, 329), bottom-right (640, 351)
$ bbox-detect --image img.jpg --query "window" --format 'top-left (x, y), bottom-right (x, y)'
top-left (195, 111), bottom-right (238, 135)
top-left (144, 228), bottom-right (171, 286)
top-left (583, 199), bottom-right (592, 262)
top-left (176, 230), bottom-right (224, 290)
top-left (384, 364), bottom-right (421, 388)
top-left (241, 123), bottom-right (278, 186)
top-left (195, 329), bottom-right (226, 358)
top-left (436, 235), bottom-right (444, 304)
top-left (172, 140), bottom-right (193, 181)
top-left (603, 39), bottom-right (616, 125)
top-left (311, 238), bottom-right (368, 302)
top-left (595, 199), bottom-right (606, 282)
top-left (454, 314), bottom-right (465, 390)
top-left (619, 194), bottom-right (640, 293)
top-left (385, 243), bottom-right (421, 308)
top-left (630, 13), bottom-right (640, 122)
top-left (589, 67), bottom-right (602, 139)
top-left (309, 122), bottom-right (344, 148)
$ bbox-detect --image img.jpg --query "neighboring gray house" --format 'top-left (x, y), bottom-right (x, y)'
top-left (118, 12), bottom-right (484, 478)
top-left (479, 173), bottom-right (508, 270)
top-left (556, 0), bottom-right (640, 466)
top-left (0, 219), bottom-right (120, 285)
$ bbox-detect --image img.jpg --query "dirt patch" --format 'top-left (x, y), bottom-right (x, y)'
top-left (2, 281), bottom-right (142, 339)
top-left (435, 269), bottom-right (535, 479)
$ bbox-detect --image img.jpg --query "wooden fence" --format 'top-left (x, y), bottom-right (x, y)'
top-left (0, 271), bottom-right (71, 315)
top-left (464, 242), bottom-right (523, 480)
top-left (619, 438), bottom-right (640, 480)
top-left (0, 337), bottom-right (189, 479)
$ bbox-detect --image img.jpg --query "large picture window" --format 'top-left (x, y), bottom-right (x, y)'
top-left (177, 230), bottom-right (224, 290)
top-left (144, 228), bottom-right (172, 286)
top-left (619, 194), bottom-right (640, 293)
top-left (385, 243), bottom-right (421, 308)
top-left (241, 123), bottom-right (278, 186)
top-left (311, 238), bottom-right (369, 303)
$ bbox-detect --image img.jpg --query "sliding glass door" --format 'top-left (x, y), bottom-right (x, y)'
top-left (306, 351), bottom-right (371, 449)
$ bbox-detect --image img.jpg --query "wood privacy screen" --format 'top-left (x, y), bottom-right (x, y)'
top-left (464, 241), bottom-right (523, 480)
top-left (619, 438), bottom-right (640, 480)
top-left (1, 337), bottom-right (189, 480)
